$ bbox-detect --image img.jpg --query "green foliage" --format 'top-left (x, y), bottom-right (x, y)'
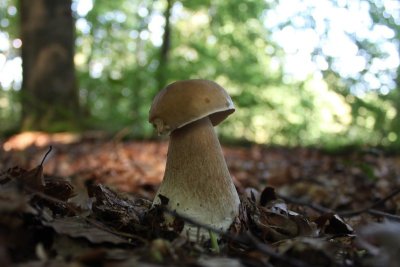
top-left (317, 0), bottom-right (400, 149)
top-left (0, 88), bottom-right (20, 135)
top-left (0, 0), bottom-right (18, 40)
top-left (0, 0), bottom-right (20, 133)
top-left (0, 0), bottom-right (399, 150)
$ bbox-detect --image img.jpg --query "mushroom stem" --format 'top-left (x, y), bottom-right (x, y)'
top-left (153, 117), bottom-right (240, 236)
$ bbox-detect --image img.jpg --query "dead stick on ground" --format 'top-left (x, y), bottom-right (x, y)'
top-left (368, 209), bottom-right (400, 222)
top-left (339, 187), bottom-right (400, 217)
top-left (277, 194), bottom-right (334, 214)
top-left (279, 187), bottom-right (400, 220)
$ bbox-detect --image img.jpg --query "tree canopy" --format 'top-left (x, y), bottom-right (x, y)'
top-left (0, 0), bottom-right (399, 149)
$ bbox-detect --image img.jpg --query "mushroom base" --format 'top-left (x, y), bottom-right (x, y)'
top-left (153, 117), bottom-right (240, 240)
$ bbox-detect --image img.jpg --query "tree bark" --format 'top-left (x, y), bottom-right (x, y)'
top-left (155, 0), bottom-right (172, 91)
top-left (20, 0), bottom-right (80, 131)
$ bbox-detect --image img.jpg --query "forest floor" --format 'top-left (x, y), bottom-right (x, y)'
top-left (1, 131), bottom-right (400, 267)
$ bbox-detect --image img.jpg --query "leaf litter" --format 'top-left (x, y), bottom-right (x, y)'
top-left (1, 132), bottom-right (400, 266)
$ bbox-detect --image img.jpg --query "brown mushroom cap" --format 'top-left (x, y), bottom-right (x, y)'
top-left (149, 79), bottom-right (235, 135)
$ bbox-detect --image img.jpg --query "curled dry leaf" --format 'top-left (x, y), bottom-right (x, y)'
top-left (89, 184), bottom-right (151, 232)
top-left (259, 186), bottom-right (278, 206)
top-left (43, 176), bottom-right (74, 201)
top-left (314, 213), bottom-right (354, 235)
top-left (0, 165), bottom-right (44, 191)
top-left (243, 187), bottom-right (317, 242)
top-left (18, 165), bottom-right (45, 191)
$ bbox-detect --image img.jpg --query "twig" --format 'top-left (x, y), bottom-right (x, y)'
top-left (368, 209), bottom-right (400, 222)
top-left (279, 187), bottom-right (400, 221)
top-left (277, 194), bottom-right (334, 214)
top-left (40, 146), bottom-right (53, 166)
top-left (339, 187), bottom-right (400, 217)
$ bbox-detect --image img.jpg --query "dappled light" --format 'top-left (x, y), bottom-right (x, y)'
top-left (1, 0), bottom-right (399, 147)
top-left (2, 131), bottom-right (80, 151)
top-left (0, 0), bottom-right (400, 264)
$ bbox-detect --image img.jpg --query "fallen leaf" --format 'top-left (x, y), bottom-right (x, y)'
top-left (43, 216), bottom-right (129, 245)
top-left (89, 184), bottom-right (151, 232)
top-left (314, 213), bottom-right (354, 235)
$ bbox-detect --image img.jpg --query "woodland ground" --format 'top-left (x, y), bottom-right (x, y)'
top-left (1, 131), bottom-right (400, 267)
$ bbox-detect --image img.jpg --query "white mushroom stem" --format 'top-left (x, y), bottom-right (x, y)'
top-left (153, 117), bottom-right (240, 237)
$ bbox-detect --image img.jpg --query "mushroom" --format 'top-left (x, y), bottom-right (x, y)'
top-left (149, 79), bottom-right (240, 239)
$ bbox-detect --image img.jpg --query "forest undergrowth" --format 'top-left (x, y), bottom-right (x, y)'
top-left (1, 132), bottom-right (400, 267)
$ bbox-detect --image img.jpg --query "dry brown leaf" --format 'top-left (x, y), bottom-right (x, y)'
top-left (43, 216), bottom-right (129, 245)
top-left (314, 213), bottom-right (354, 235)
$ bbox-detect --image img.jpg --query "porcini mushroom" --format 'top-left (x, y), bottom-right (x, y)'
top-left (149, 79), bottom-right (240, 239)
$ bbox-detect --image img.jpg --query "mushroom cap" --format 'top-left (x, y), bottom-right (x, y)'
top-left (149, 79), bottom-right (235, 135)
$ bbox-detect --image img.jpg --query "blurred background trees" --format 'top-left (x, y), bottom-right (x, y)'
top-left (0, 0), bottom-right (399, 149)
top-left (20, 0), bottom-right (80, 131)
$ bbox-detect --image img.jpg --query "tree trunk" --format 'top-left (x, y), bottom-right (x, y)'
top-left (20, 0), bottom-right (80, 131)
top-left (155, 0), bottom-right (172, 91)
